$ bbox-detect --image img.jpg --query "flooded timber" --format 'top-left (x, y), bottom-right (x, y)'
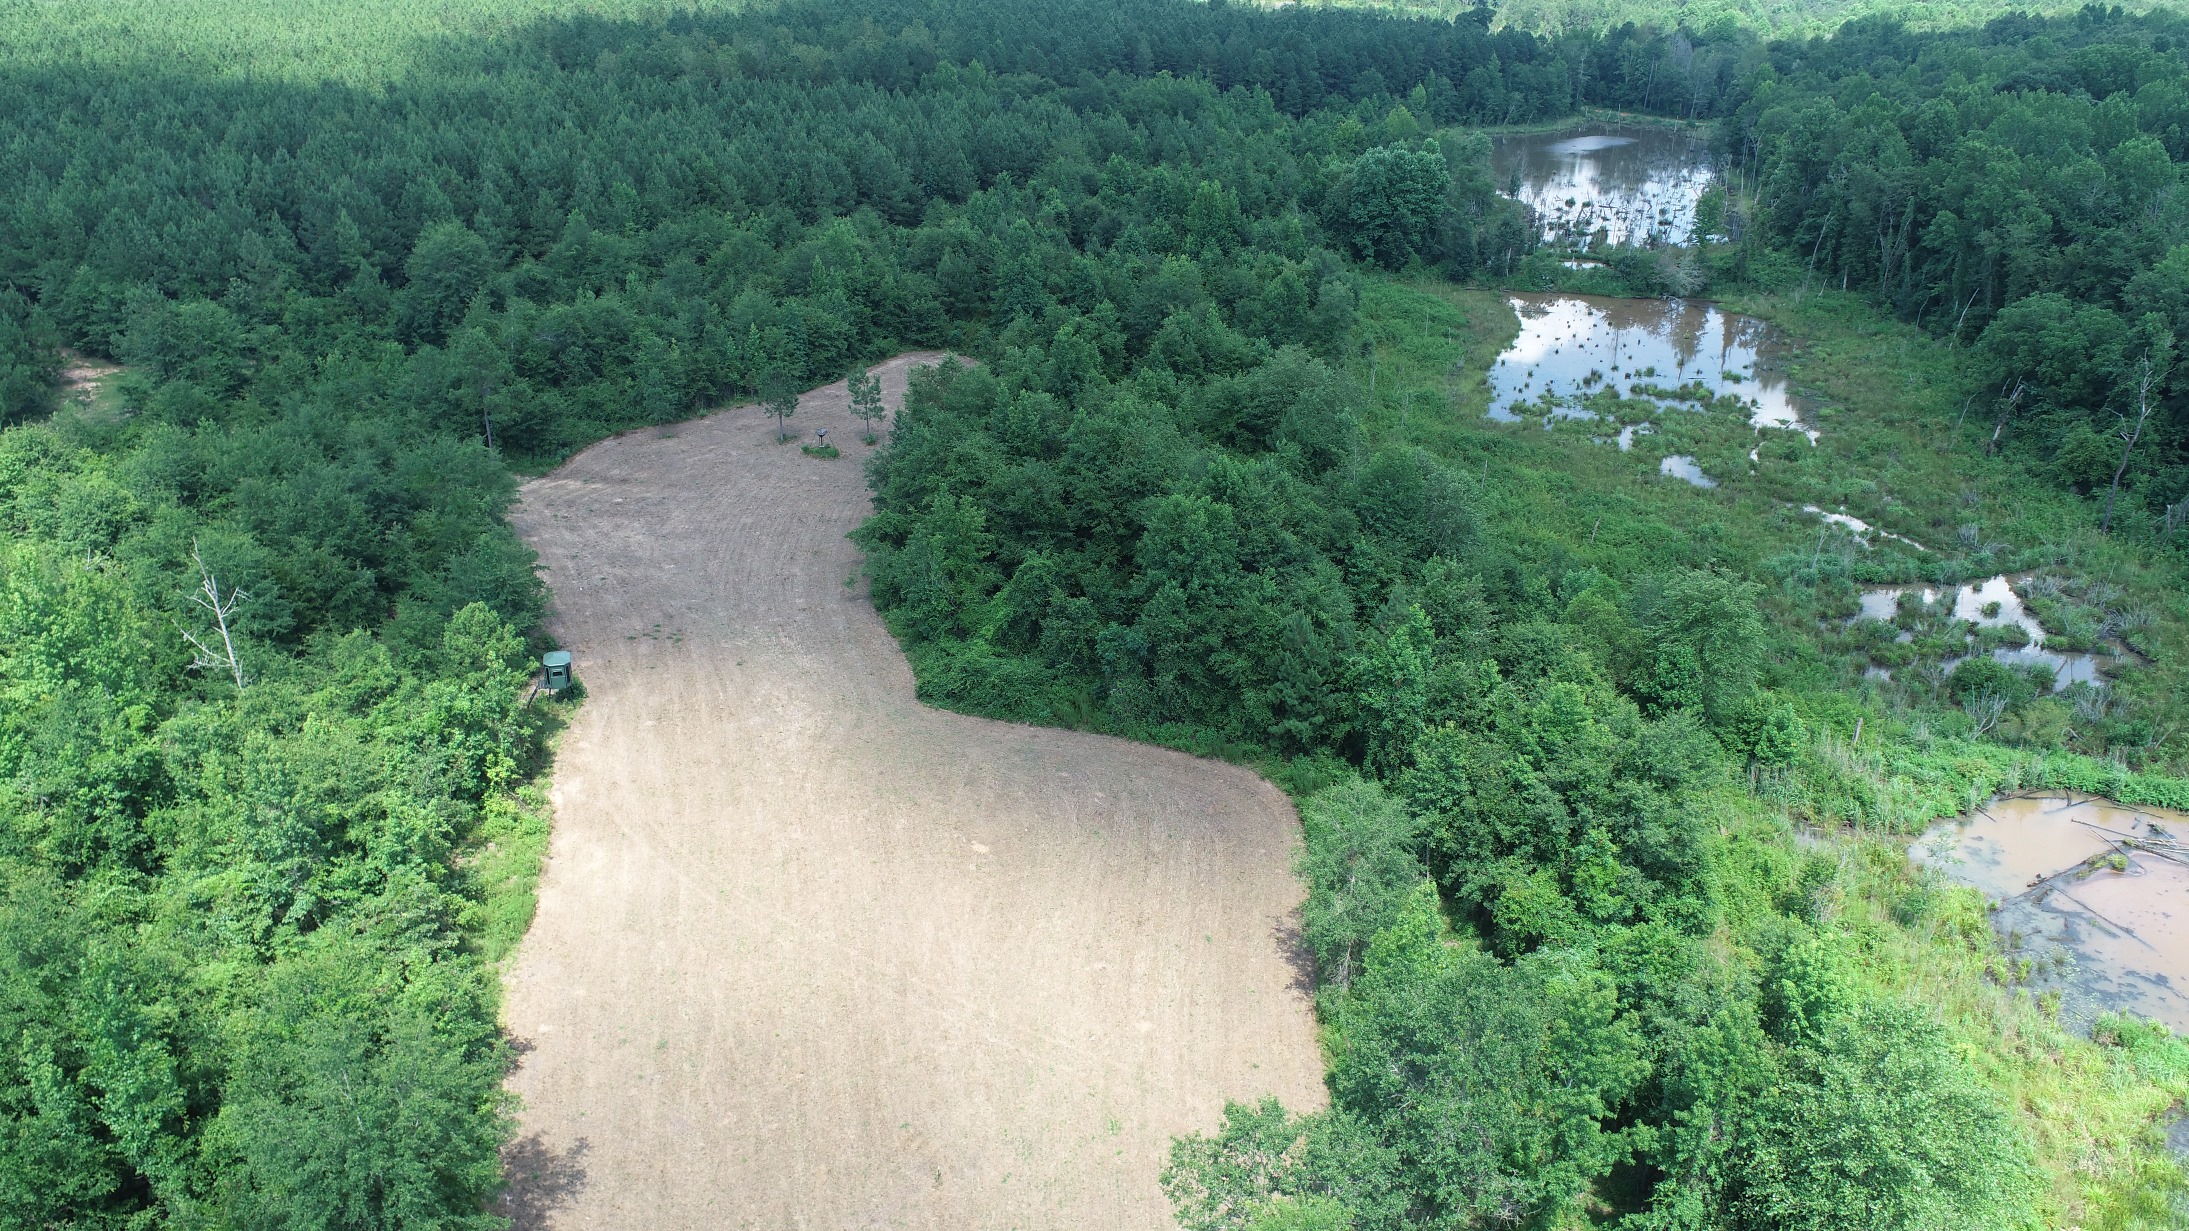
top-left (1490, 124), bottom-right (1716, 248)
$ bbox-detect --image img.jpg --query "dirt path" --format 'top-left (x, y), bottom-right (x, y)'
top-left (501, 354), bottom-right (1326, 1230)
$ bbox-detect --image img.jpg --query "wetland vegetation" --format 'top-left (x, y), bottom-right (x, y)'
top-left (4, 0), bottom-right (2189, 1228)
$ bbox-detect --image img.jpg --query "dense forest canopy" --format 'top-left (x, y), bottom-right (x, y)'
top-left (0, 2), bottom-right (1599, 1223)
top-left (2, 0), bottom-right (2189, 1228)
top-left (1290, 0), bottom-right (2185, 39)
top-left (1725, 9), bottom-right (2189, 508)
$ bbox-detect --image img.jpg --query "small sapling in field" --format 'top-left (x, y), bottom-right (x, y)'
top-left (849, 366), bottom-right (883, 443)
top-left (761, 369), bottom-right (799, 442)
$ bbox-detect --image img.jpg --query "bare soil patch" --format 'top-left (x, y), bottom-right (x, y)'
top-left (58, 349), bottom-right (120, 407)
top-left (501, 354), bottom-right (1325, 1230)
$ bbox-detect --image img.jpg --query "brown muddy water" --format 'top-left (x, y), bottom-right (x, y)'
top-left (1490, 124), bottom-right (1716, 248)
top-left (1913, 794), bottom-right (2189, 1032)
top-left (1487, 295), bottom-right (1817, 466)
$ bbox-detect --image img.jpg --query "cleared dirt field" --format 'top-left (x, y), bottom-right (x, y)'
top-left (501, 354), bottom-right (1327, 1230)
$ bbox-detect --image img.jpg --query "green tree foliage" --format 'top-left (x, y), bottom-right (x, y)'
top-left (399, 222), bottom-right (494, 347)
top-left (1731, 693), bottom-right (1806, 767)
top-left (1724, 1002), bottom-right (2041, 1230)
top-left (761, 370), bottom-right (800, 443)
top-left (0, 291), bottom-right (62, 424)
top-left (1327, 884), bottom-right (1647, 1227)
top-left (208, 932), bottom-right (512, 1231)
top-left (1296, 779), bottom-right (1426, 991)
top-left (1244, 1196), bottom-right (1354, 1231)
top-left (1631, 569), bottom-right (1768, 725)
top-left (0, 361), bottom-right (540, 1223)
top-left (848, 366), bottom-right (884, 441)
top-left (1169, 885), bottom-right (1651, 1230)
top-left (1163, 1097), bottom-right (1405, 1231)
top-left (1331, 145), bottom-right (1452, 269)
top-left (1730, 8), bottom-right (2189, 519)
top-left (0, 0), bottom-right (2143, 1225)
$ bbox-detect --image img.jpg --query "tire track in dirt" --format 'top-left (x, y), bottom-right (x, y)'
top-left (501, 354), bottom-right (1326, 1230)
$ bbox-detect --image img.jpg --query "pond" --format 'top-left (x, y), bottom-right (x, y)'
top-left (1913, 794), bottom-right (2189, 1033)
top-left (1490, 123), bottom-right (1716, 248)
top-left (1659, 455), bottom-right (1714, 487)
top-left (1486, 295), bottom-right (1817, 450)
top-left (1856, 574), bottom-right (2109, 690)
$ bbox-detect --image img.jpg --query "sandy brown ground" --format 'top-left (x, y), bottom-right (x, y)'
top-left (500, 354), bottom-right (1326, 1231)
top-left (57, 349), bottom-right (120, 406)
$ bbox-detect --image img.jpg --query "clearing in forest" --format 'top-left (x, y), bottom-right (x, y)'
top-left (500, 354), bottom-right (1325, 1230)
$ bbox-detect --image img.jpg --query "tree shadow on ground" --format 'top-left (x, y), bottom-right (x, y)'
top-left (1272, 908), bottom-right (1318, 1000)
top-left (499, 1133), bottom-right (590, 1231)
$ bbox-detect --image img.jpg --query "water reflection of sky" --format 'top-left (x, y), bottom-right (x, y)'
top-left (1487, 295), bottom-right (1813, 444)
top-left (1490, 125), bottom-right (1716, 247)
top-left (1659, 455), bottom-right (1714, 488)
top-left (1805, 505), bottom-right (1926, 551)
top-left (1856, 575), bottom-right (2108, 689)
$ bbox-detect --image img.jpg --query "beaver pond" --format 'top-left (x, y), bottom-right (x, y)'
top-left (1490, 123), bottom-right (1716, 248)
top-left (1855, 575), bottom-right (2112, 690)
top-left (1914, 794), bottom-right (2189, 1033)
top-left (1487, 294), bottom-right (1819, 493)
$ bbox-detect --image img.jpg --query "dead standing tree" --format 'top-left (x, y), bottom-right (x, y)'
top-left (1964, 690), bottom-right (2009, 738)
top-left (1986, 376), bottom-right (2026, 456)
top-left (179, 538), bottom-right (250, 693)
top-left (2103, 343), bottom-right (2170, 532)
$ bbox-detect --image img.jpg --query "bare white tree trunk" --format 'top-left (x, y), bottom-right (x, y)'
top-left (1966, 691), bottom-right (2007, 738)
top-left (1986, 377), bottom-right (2025, 456)
top-left (2103, 353), bottom-right (2164, 532)
top-left (179, 539), bottom-right (250, 693)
